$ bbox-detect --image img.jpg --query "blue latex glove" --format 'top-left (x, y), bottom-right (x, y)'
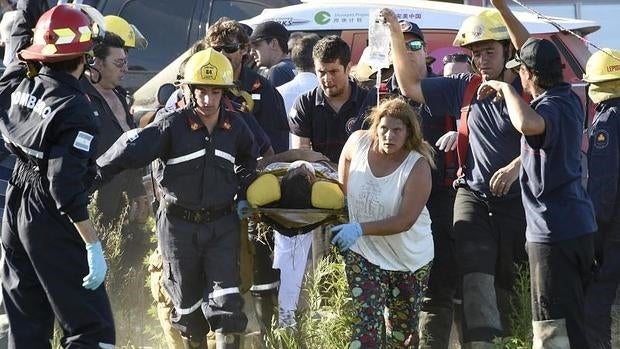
top-left (330, 223), bottom-right (363, 251)
top-left (82, 241), bottom-right (108, 290)
top-left (237, 200), bottom-right (250, 220)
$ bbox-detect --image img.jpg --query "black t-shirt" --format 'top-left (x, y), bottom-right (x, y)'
top-left (288, 80), bottom-right (369, 162)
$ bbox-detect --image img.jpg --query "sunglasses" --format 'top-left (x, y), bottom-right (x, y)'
top-left (405, 39), bottom-right (424, 52)
top-left (110, 58), bottom-right (128, 68)
top-left (443, 53), bottom-right (471, 65)
top-left (212, 43), bottom-right (241, 54)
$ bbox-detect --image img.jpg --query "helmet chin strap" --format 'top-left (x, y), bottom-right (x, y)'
top-left (186, 85), bottom-right (197, 110)
top-left (497, 42), bottom-right (514, 82)
top-left (85, 65), bottom-right (102, 84)
top-left (470, 41), bottom-right (513, 82)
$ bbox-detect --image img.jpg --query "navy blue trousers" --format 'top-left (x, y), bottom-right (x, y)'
top-left (585, 235), bottom-right (620, 349)
top-left (1, 182), bottom-right (115, 349)
top-left (157, 208), bottom-right (247, 341)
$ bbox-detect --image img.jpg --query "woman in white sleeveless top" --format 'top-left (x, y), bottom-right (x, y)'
top-left (332, 98), bottom-right (435, 348)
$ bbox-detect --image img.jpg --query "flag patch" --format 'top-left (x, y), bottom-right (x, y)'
top-left (73, 131), bottom-right (93, 152)
top-left (126, 129), bottom-right (139, 142)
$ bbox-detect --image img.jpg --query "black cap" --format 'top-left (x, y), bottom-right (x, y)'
top-left (399, 20), bottom-right (424, 42)
top-left (239, 23), bottom-right (253, 38)
top-left (250, 21), bottom-right (289, 43)
top-left (505, 37), bottom-right (561, 71)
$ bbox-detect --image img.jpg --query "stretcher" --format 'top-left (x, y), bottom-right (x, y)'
top-left (245, 161), bottom-right (348, 236)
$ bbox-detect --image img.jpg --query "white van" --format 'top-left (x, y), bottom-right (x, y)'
top-left (132, 0), bottom-right (600, 123)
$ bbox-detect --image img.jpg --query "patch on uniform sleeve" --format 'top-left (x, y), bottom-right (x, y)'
top-left (126, 129), bottom-right (139, 142)
top-left (346, 117), bottom-right (357, 135)
top-left (594, 130), bottom-right (609, 149)
top-left (251, 93), bottom-right (261, 101)
top-left (73, 131), bottom-right (93, 152)
top-left (251, 79), bottom-right (262, 91)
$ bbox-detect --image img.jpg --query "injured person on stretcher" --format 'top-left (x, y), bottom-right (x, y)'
top-left (246, 149), bottom-right (347, 327)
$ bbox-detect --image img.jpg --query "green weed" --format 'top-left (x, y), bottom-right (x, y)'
top-left (493, 263), bottom-right (533, 348)
top-left (264, 250), bottom-right (354, 349)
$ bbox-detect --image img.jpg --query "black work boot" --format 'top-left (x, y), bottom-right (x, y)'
top-left (418, 304), bottom-right (454, 349)
top-left (215, 332), bottom-right (241, 349)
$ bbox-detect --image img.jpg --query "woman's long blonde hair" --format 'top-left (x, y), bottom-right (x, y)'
top-left (366, 97), bottom-right (436, 168)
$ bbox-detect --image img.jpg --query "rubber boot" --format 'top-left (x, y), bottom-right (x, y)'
top-left (215, 332), bottom-right (241, 349)
top-left (418, 304), bottom-right (454, 349)
top-left (253, 293), bottom-right (276, 334)
top-left (453, 300), bottom-right (464, 346)
top-left (182, 336), bottom-right (207, 349)
top-left (532, 319), bottom-right (570, 349)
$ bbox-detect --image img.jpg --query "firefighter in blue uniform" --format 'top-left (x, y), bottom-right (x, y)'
top-left (205, 17), bottom-right (289, 154)
top-left (97, 48), bottom-right (257, 349)
top-left (0, 4), bottom-right (115, 349)
top-left (204, 18), bottom-right (286, 334)
top-left (583, 48), bottom-right (620, 349)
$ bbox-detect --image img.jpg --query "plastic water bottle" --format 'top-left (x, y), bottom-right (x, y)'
top-left (367, 9), bottom-right (390, 71)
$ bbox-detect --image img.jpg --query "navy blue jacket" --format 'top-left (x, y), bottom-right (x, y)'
top-left (0, 65), bottom-right (100, 223)
top-left (165, 91), bottom-right (272, 157)
top-left (97, 105), bottom-right (257, 210)
top-left (0, 140), bottom-right (16, 222)
top-left (238, 67), bottom-right (289, 153)
top-left (588, 98), bottom-right (620, 235)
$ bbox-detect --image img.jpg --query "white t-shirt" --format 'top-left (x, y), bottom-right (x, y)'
top-left (348, 133), bottom-right (434, 272)
top-left (277, 72), bottom-right (319, 116)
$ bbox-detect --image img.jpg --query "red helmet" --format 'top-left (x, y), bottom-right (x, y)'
top-left (20, 5), bottom-right (96, 62)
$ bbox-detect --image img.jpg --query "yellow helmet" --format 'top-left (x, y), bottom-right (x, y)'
top-left (104, 15), bottom-right (148, 49)
top-left (453, 10), bottom-right (510, 48)
top-left (583, 48), bottom-right (620, 83)
top-left (180, 48), bottom-right (235, 87)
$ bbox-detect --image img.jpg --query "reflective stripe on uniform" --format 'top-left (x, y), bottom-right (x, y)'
top-left (214, 149), bottom-right (235, 164)
top-left (98, 343), bottom-right (115, 349)
top-left (210, 287), bottom-right (240, 299)
top-left (14, 142), bottom-right (44, 159)
top-left (166, 149), bottom-right (206, 165)
top-left (250, 281), bottom-right (280, 292)
top-left (175, 298), bottom-right (203, 315)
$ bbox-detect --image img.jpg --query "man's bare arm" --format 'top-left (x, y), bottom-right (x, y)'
top-left (491, 0), bottom-right (530, 50)
top-left (381, 8), bottom-right (426, 104)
